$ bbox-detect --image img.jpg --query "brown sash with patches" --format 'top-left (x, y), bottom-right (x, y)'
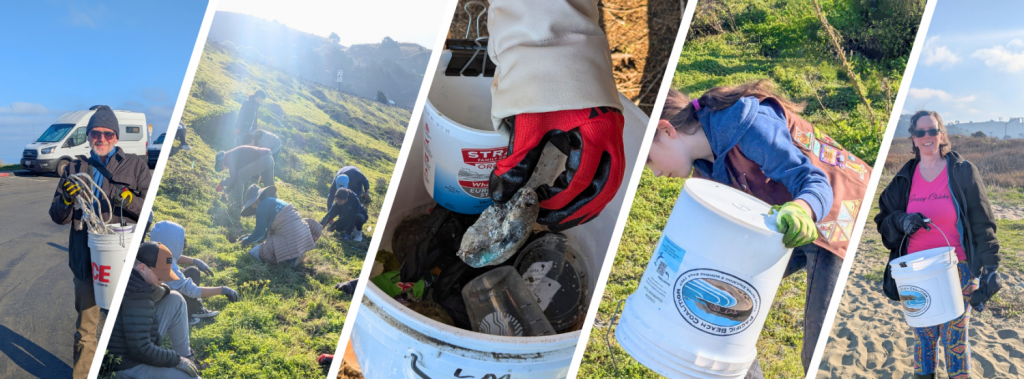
top-left (706, 97), bottom-right (872, 259)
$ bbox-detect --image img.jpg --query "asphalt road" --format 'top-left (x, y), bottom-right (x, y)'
top-left (0, 172), bottom-right (103, 378)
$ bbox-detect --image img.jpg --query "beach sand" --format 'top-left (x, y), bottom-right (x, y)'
top-left (817, 209), bottom-right (1024, 378)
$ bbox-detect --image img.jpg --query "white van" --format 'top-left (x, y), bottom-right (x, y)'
top-left (21, 106), bottom-right (149, 174)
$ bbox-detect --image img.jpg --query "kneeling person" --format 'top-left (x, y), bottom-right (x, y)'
top-left (106, 242), bottom-right (201, 379)
top-left (320, 188), bottom-right (368, 241)
top-left (149, 221), bottom-right (238, 324)
top-left (239, 185), bottom-right (323, 265)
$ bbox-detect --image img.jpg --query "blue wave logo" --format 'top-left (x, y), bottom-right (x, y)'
top-left (680, 278), bottom-right (753, 327)
top-left (899, 285), bottom-right (931, 316)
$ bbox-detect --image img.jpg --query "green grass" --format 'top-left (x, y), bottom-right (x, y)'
top-left (581, 0), bottom-right (922, 377)
top-left (0, 164), bottom-right (20, 171)
top-left (132, 41), bottom-right (408, 378)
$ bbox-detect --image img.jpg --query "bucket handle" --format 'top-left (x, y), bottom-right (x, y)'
top-left (462, 1), bottom-right (487, 40)
top-left (896, 220), bottom-right (950, 268)
top-left (604, 298), bottom-right (626, 379)
top-left (405, 349), bottom-right (432, 379)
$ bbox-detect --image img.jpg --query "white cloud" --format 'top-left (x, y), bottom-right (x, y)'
top-left (972, 43), bottom-right (1024, 73)
top-left (0, 102), bottom-right (49, 115)
top-left (922, 37), bottom-right (961, 67)
top-left (969, 109), bottom-right (981, 114)
top-left (908, 88), bottom-right (953, 100)
top-left (907, 88), bottom-right (977, 103)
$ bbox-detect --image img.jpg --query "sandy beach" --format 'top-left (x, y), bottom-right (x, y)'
top-left (817, 200), bottom-right (1024, 378)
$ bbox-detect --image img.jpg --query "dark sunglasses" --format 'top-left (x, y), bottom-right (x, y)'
top-left (88, 130), bottom-right (117, 140)
top-left (912, 128), bottom-right (940, 138)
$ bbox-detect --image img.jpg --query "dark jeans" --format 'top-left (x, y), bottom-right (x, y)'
top-left (181, 266), bottom-right (205, 317)
top-left (746, 243), bottom-right (842, 378)
top-left (177, 126), bottom-right (188, 146)
top-left (330, 212), bottom-right (368, 234)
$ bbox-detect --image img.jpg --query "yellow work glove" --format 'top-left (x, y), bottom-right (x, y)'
top-left (772, 202), bottom-right (818, 248)
top-left (61, 181), bottom-right (82, 206)
top-left (116, 188), bottom-right (133, 206)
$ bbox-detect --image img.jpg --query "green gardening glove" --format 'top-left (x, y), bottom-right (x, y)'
top-left (772, 202), bottom-right (818, 248)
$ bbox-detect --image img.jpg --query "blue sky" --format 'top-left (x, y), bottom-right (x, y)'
top-left (0, 1), bottom-right (208, 164)
top-left (217, 0), bottom-right (449, 48)
top-left (903, 1), bottom-right (1024, 125)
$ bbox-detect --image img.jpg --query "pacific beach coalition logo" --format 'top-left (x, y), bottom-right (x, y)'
top-left (673, 269), bottom-right (760, 336)
top-left (899, 285), bottom-right (931, 317)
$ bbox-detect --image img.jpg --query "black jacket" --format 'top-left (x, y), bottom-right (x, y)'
top-left (49, 147), bottom-right (151, 281)
top-left (106, 270), bottom-right (181, 371)
top-left (236, 98), bottom-right (261, 133)
top-left (876, 151), bottom-right (1000, 300)
top-left (335, 166), bottom-right (370, 198)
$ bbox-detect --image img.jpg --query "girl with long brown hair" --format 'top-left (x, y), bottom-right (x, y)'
top-left (647, 80), bottom-right (872, 376)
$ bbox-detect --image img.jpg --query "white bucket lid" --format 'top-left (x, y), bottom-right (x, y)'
top-left (684, 179), bottom-right (779, 234)
top-left (891, 246), bottom-right (955, 272)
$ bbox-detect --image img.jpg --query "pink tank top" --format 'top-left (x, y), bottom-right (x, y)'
top-left (907, 164), bottom-right (966, 260)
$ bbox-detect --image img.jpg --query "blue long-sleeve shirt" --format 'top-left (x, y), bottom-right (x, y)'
top-left (242, 197), bottom-right (288, 246)
top-left (693, 96), bottom-right (833, 220)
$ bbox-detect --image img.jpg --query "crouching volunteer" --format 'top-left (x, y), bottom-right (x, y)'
top-left (321, 184), bottom-right (368, 241)
top-left (105, 242), bottom-right (201, 379)
top-left (149, 220), bottom-right (239, 324)
top-left (239, 184), bottom-right (323, 265)
top-left (214, 145), bottom-right (275, 200)
top-left (483, 0), bottom-right (626, 232)
top-left (247, 129), bottom-right (281, 155)
top-left (877, 110), bottom-right (1000, 379)
top-left (329, 166), bottom-right (370, 203)
top-left (48, 105), bottom-right (151, 378)
top-left (647, 82), bottom-right (872, 376)
top-left (175, 122), bottom-right (191, 151)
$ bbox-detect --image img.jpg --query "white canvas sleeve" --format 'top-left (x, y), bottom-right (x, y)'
top-left (487, 0), bottom-right (622, 131)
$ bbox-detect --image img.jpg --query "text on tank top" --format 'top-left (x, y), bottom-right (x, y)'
top-left (907, 164), bottom-right (966, 260)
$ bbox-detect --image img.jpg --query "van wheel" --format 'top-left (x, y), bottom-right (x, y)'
top-left (56, 159), bottom-right (70, 176)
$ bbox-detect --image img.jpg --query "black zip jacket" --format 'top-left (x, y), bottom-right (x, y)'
top-left (49, 147), bottom-right (151, 282)
top-left (876, 151), bottom-right (1000, 301)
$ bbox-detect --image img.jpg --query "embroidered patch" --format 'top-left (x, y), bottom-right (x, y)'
top-left (817, 221), bottom-right (836, 241)
top-left (843, 200), bottom-right (862, 216)
top-left (837, 203), bottom-right (854, 221)
top-left (793, 131), bottom-right (813, 150)
top-left (820, 144), bottom-right (840, 166)
top-left (837, 221), bottom-right (855, 241)
top-left (845, 161), bottom-right (867, 180)
top-left (811, 140), bottom-right (822, 157)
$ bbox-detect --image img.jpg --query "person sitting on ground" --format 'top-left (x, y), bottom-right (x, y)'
top-left (106, 242), bottom-right (201, 379)
top-left (320, 187), bottom-right (368, 241)
top-left (234, 89), bottom-right (267, 147)
top-left (149, 220), bottom-right (239, 325)
top-left (238, 184), bottom-right (323, 265)
top-left (214, 145), bottom-right (274, 200)
top-left (329, 166), bottom-right (370, 203)
top-left (246, 129), bottom-right (281, 155)
top-left (176, 122), bottom-right (191, 151)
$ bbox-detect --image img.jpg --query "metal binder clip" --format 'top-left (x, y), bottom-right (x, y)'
top-left (445, 1), bottom-right (496, 77)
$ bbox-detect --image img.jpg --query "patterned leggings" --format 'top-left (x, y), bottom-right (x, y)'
top-left (912, 262), bottom-right (978, 378)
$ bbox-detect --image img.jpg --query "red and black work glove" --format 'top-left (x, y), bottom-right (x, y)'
top-left (490, 107), bottom-right (625, 232)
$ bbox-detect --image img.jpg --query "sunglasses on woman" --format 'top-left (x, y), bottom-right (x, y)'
top-left (88, 130), bottom-right (117, 140)
top-left (912, 128), bottom-right (940, 138)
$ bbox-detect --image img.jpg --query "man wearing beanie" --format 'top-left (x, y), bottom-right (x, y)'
top-left (48, 105), bottom-right (152, 378)
top-left (104, 242), bottom-right (201, 378)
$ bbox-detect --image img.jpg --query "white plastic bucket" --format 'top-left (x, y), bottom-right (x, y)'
top-left (352, 79), bottom-right (649, 378)
top-left (89, 224), bottom-right (136, 309)
top-left (891, 246), bottom-right (964, 327)
top-left (615, 179), bottom-right (792, 378)
top-left (421, 51), bottom-right (509, 214)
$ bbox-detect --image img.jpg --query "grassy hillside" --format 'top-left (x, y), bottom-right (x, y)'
top-left (582, 0), bottom-right (924, 377)
top-left (142, 41), bottom-right (408, 378)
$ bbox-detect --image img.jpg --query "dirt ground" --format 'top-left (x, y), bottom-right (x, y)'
top-left (447, 0), bottom-right (684, 116)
